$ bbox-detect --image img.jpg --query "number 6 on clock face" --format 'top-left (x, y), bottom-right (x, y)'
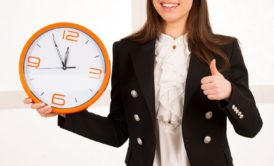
top-left (52, 93), bottom-right (66, 106)
top-left (19, 22), bottom-right (111, 114)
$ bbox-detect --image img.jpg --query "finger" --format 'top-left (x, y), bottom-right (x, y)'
top-left (31, 103), bottom-right (46, 109)
top-left (207, 95), bottom-right (219, 100)
top-left (37, 105), bottom-right (52, 115)
top-left (44, 112), bottom-right (58, 118)
top-left (210, 59), bottom-right (221, 76)
top-left (201, 76), bottom-right (213, 84)
top-left (43, 107), bottom-right (53, 115)
top-left (201, 83), bottom-right (216, 90)
top-left (203, 89), bottom-right (216, 96)
top-left (24, 98), bottom-right (33, 104)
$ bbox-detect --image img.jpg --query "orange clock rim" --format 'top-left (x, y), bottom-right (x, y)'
top-left (19, 22), bottom-right (111, 114)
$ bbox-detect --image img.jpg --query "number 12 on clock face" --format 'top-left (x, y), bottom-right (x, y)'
top-left (19, 23), bottom-right (111, 114)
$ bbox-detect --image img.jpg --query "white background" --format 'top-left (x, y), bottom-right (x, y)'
top-left (208, 0), bottom-right (274, 85)
top-left (0, 0), bottom-right (132, 91)
top-left (0, 0), bottom-right (273, 166)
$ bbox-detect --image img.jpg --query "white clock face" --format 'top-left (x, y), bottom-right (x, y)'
top-left (23, 27), bottom-right (107, 109)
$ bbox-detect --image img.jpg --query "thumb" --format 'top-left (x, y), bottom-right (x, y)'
top-left (210, 59), bottom-right (221, 76)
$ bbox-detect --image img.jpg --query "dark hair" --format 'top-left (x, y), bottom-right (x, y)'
top-left (125, 0), bottom-right (234, 72)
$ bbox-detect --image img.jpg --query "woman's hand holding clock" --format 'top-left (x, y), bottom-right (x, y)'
top-left (24, 97), bottom-right (59, 118)
top-left (201, 59), bottom-right (232, 101)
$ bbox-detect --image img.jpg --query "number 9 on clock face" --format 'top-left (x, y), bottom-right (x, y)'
top-left (19, 22), bottom-right (111, 114)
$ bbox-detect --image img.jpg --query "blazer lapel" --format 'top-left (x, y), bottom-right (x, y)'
top-left (130, 40), bottom-right (157, 120)
top-left (130, 39), bottom-right (210, 121)
top-left (183, 53), bottom-right (210, 116)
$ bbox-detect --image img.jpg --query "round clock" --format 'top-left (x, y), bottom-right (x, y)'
top-left (19, 22), bottom-right (111, 114)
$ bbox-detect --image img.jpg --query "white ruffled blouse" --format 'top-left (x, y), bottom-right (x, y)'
top-left (153, 33), bottom-right (191, 166)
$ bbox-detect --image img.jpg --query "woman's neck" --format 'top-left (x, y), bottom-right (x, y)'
top-left (162, 18), bottom-right (187, 39)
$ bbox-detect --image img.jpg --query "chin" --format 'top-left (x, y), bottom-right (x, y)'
top-left (161, 15), bottom-right (184, 24)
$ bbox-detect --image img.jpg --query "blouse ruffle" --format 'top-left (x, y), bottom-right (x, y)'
top-left (155, 33), bottom-right (190, 128)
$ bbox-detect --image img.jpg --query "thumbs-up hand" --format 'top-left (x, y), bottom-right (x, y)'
top-left (201, 59), bottom-right (232, 101)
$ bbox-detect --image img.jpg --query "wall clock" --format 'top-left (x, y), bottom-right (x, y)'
top-left (19, 22), bottom-right (111, 114)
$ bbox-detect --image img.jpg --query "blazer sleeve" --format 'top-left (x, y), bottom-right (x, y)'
top-left (57, 41), bottom-right (128, 147)
top-left (217, 39), bottom-right (263, 138)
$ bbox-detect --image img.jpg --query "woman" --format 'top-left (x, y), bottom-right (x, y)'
top-left (24, 0), bottom-right (263, 165)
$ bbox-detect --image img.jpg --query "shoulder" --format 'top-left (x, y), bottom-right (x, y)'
top-left (219, 35), bottom-right (239, 48)
top-left (113, 38), bottom-right (139, 51)
top-left (215, 34), bottom-right (242, 58)
top-left (113, 38), bottom-right (155, 53)
top-left (111, 38), bottom-right (146, 63)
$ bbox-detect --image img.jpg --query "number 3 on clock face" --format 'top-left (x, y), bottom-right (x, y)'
top-left (19, 22), bottom-right (111, 114)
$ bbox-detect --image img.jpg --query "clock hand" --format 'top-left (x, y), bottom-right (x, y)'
top-left (52, 33), bottom-right (66, 69)
top-left (38, 66), bottom-right (77, 69)
top-left (64, 47), bottom-right (70, 67)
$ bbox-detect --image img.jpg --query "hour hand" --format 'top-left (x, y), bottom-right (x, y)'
top-left (64, 47), bottom-right (70, 67)
top-left (52, 33), bottom-right (66, 68)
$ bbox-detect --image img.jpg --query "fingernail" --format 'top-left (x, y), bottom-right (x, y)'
top-left (40, 103), bottom-right (46, 107)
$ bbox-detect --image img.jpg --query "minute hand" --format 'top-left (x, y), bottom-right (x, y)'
top-left (38, 66), bottom-right (76, 69)
top-left (52, 34), bottom-right (66, 68)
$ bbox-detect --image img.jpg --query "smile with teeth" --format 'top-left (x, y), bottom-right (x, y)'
top-left (161, 3), bottom-right (180, 8)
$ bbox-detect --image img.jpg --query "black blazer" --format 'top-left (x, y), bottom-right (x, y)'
top-left (58, 37), bottom-right (263, 166)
